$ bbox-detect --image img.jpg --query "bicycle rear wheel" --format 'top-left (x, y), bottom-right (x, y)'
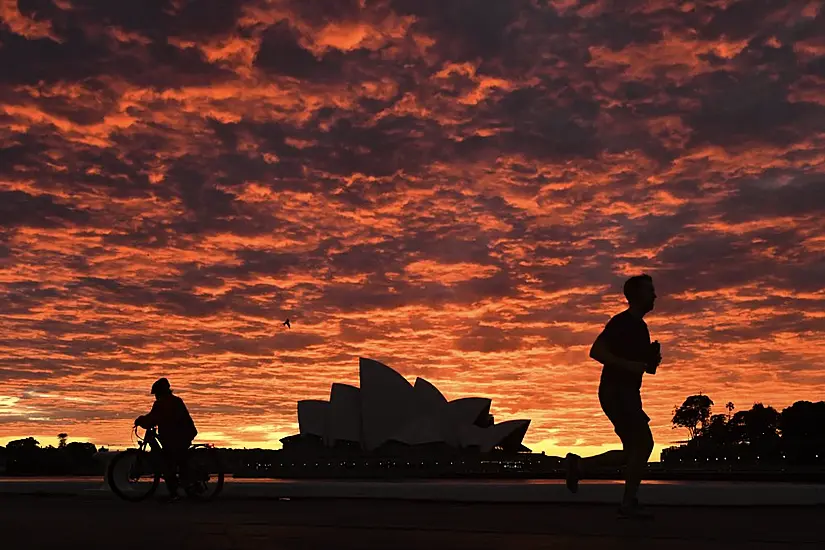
top-left (107, 449), bottom-right (160, 502)
top-left (183, 447), bottom-right (225, 501)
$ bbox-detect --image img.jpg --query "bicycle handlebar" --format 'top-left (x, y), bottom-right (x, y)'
top-left (131, 425), bottom-right (157, 447)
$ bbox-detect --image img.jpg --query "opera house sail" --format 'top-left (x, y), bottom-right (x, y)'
top-left (281, 358), bottom-right (531, 456)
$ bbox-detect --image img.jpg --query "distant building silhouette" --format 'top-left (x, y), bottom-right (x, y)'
top-left (280, 357), bottom-right (531, 455)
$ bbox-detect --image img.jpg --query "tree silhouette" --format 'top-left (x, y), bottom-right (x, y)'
top-left (702, 414), bottom-right (729, 441)
top-left (728, 403), bottom-right (781, 461)
top-left (5, 438), bottom-right (41, 475)
top-left (58, 433), bottom-right (68, 449)
top-left (730, 403), bottom-right (779, 443)
top-left (780, 401), bottom-right (825, 439)
top-left (6, 437), bottom-right (39, 452)
top-left (672, 394), bottom-right (714, 439)
top-left (725, 401), bottom-right (735, 420)
top-left (780, 401), bottom-right (825, 462)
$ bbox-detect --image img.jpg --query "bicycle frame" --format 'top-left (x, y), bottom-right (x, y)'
top-left (134, 426), bottom-right (162, 453)
top-left (133, 426), bottom-right (217, 482)
top-left (135, 426), bottom-right (214, 453)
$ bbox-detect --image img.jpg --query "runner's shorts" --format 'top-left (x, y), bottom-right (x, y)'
top-left (599, 385), bottom-right (650, 443)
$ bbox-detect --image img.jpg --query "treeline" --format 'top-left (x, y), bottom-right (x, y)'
top-left (4, 396), bottom-right (824, 477)
top-left (0, 436), bottom-right (103, 476)
top-left (662, 396), bottom-right (825, 466)
top-left (0, 435), bottom-right (272, 477)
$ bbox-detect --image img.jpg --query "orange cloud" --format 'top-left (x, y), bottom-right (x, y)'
top-left (0, 0), bottom-right (823, 457)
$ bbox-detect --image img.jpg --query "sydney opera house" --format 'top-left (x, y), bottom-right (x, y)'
top-left (280, 358), bottom-right (532, 457)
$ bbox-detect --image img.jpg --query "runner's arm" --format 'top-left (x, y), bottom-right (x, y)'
top-left (589, 334), bottom-right (647, 375)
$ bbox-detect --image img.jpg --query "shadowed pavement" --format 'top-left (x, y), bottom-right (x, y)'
top-left (2, 495), bottom-right (824, 549)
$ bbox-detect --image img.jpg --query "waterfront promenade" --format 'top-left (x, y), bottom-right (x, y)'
top-left (2, 476), bottom-right (824, 505)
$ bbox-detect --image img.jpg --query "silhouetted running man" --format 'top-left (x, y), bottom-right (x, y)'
top-left (135, 377), bottom-right (198, 502)
top-left (567, 274), bottom-right (661, 519)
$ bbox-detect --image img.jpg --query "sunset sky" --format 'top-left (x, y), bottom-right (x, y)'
top-left (1, 0), bottom-right (824, 458)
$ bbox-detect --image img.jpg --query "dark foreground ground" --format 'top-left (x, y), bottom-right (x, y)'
top-left (1, 495), bottom-right (823, 550)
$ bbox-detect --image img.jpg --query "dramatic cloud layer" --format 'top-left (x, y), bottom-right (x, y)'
top-left (1, 0), bottom-right (824, 455)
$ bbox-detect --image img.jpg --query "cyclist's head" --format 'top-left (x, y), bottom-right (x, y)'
top-left (150, 377), bottom-right (172, 397)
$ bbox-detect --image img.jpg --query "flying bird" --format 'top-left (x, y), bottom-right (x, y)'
top-left (283, 318), bottom-right (291, 329)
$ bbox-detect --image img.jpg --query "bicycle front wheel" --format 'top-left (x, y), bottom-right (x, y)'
top-left (107, 449), bottom-right (160, 502)
top-left (183, 447), bottom-right (225, 501)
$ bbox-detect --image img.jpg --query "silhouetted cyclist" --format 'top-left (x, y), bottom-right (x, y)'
top-left (135, 378), bottom-right (198, 501)
top-left (588, 274), bottom-right (661, 519)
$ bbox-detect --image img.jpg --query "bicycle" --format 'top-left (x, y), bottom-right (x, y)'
top-left (107, 426), bottom-right (225, 502)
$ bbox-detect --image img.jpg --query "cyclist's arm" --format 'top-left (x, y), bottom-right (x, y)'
top-left (136, 401), bottom-right (162, 428)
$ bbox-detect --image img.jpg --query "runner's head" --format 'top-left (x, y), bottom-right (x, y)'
top-left (624, 274), bottom-right (656, 314)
